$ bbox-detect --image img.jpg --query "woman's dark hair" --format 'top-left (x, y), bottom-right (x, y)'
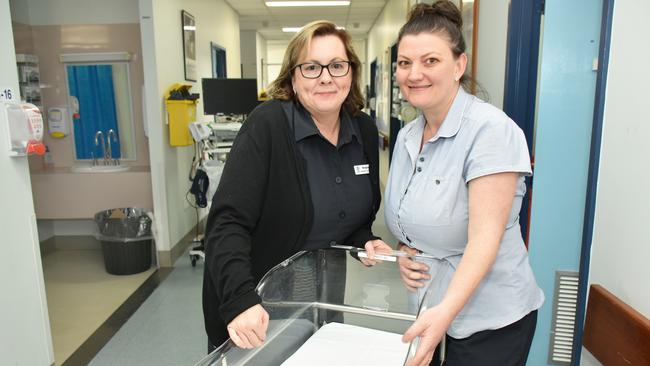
top-left (398, 1), bottom-right (485, 97)
top-left (398, 1), bottom-right (466, 58)
top-left (267, 20), bottom-right (364, 115)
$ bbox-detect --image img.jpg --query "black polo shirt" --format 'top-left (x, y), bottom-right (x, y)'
top-left (282, 101), bottom-right (373, 250)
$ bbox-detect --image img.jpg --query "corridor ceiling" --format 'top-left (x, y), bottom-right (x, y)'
top-left (223, 0), bottom-right (390, 40)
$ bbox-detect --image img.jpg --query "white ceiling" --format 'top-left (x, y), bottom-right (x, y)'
top-left (223, 0), bottom-right (390, 41)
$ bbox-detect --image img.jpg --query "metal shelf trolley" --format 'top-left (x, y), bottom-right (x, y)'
top-left (195, 248), bottom-right (451, 366)
top-left (188, 121), bottom-right (240, 267)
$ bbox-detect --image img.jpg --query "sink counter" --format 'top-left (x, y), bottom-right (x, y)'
top-left (30, 166), bottom-right (153, 219)
top-left (31, 165), bottom-right (151, 175)
top-left (70, 165), bottom-right (131, 173)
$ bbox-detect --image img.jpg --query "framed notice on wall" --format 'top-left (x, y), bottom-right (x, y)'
top-left (182, 10), bottom-right (197, 82)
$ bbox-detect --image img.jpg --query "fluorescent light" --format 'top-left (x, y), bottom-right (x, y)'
top-left (282, 25), bottom-right (345, 32)
top-left (60, 52), bottom-right (131, 63)
top-left (267, 1), bottom-right (350, 7)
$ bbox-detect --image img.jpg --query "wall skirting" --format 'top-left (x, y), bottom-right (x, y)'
top-left (157, 220), bottom-right (205, 267)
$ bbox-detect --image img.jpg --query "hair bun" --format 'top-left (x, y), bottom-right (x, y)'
top-left (407, 1), bottom-right (463, 29)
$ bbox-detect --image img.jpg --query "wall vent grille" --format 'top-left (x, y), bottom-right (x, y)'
top-left (547, 271), bottom-right (579, 365)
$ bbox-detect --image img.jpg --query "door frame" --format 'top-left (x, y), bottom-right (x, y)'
top-left (503, 0), bottom-right (544, 246)
top-left (572, 0), bottom-right (615, 362)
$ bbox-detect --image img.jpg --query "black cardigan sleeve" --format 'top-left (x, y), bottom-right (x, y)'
top-left (204, 116), bottom-right (270, 326)
top-left (344, 112), bottom-right (382, 248)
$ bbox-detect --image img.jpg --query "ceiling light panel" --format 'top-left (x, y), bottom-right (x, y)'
top-left (266, 1), bottom-right (351, 7)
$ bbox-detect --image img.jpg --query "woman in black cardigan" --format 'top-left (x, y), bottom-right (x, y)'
top-left (202, 20), bottom-right (385, 351)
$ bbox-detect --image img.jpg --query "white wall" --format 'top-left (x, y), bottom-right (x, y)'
top-left (266, 40), bottom-right (287, 87)
top-left (0, 0), bottom-right (54, 363)
top-left (53, 219), bottom-right (96, 236)
top-left (37, 219), bottom-right (98, 243)
top-left (351, 39), bottom-right (367, 90)
top-left (586, 0), bottom-right (650, 329)
top-left (241, 30), bottom-right (257, 79)
top-left (366, 0), bottom-right (409, 135)
top-left (140, 0), bottom-right (241, 251)
top-left (580, 2), bottom-right (650, 365)
top-left (581, 348), bottom-right (603, 366)
top-left (36, 220), bottom-right (98, 241)
top-left (476, 0), bottom-right (509, 108)
top-left (241, 30), bottom-right (268, 95)
top-left (15, 0), bottom-right (138, 25)
top-left (8, 0), bottom-right (29, 23)
top-left (256, 32), bottom-right (267, 91)
top-left (37, 219), bottom-right (55, 241)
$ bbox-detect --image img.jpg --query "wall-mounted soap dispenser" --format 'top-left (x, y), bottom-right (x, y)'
top-left (2, 102), bottom-right (45, 156)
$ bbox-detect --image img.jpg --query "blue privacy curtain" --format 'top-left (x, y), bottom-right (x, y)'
top-left (67, 65), bottom-right (121, 160)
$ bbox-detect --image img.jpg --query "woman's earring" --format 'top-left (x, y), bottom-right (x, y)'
top-left (454, 75), bottom-right (460, 81)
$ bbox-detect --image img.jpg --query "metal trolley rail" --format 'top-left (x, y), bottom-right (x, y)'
top-left (196, 248), bottom-right (450, 366)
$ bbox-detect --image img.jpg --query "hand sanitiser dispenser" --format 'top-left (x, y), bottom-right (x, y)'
top-left (2, 102), bottom-right (45, 156)
top-left (47, 106), bottom-right (70, 138)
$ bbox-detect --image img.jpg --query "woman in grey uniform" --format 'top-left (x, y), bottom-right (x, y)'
top-left (367, 2), bottom-right (544, 365)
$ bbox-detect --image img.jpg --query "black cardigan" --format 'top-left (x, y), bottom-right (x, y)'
top-left (202, 100), bottom-right (381, 346)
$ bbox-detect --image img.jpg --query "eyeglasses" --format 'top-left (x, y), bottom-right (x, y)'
top-left (294, 61), bottom-right (352, 79)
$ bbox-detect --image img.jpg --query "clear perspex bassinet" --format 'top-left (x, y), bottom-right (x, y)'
top-left (195, 248), bottom-right (452, 366)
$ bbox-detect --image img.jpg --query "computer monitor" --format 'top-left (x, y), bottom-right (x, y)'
top-left (202, 78), bottom-right (259, 115)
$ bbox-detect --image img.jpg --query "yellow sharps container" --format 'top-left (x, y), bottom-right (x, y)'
top-left (165, 83), bottom-right (198, 146)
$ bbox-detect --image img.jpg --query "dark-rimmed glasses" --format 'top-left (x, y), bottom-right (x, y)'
top-left (294, 61), bottom-right (352, 79)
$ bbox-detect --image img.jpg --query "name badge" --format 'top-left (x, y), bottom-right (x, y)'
top-left (354, 164), bottom-right (369, 175)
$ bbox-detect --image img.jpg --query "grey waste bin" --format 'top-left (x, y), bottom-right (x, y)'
top-left (94, 208), bottom-right (153, 275)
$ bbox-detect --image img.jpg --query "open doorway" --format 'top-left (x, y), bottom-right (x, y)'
top-left (211, 42), bottom-right (227, 78)
top-left (9, 1), bottom-right (156, 364)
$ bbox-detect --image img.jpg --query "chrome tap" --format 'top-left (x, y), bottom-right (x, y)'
top-left (107, 129), bottom-right (119, 165)
top-left (94, 131), bottom-right (106, 165)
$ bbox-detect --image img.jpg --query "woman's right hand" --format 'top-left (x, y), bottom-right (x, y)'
top-left (361, 239), bottom-right (394, 266)
top-left (226, 304), bottom-right (269, 349)
top-left (397, 243), bottom-right (431, 292)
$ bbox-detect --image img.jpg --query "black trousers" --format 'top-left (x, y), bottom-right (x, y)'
top-left (431, 310), bottom-right (538, 366)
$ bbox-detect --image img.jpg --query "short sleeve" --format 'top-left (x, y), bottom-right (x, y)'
top-left (464, 116), bottom-right (532, 183)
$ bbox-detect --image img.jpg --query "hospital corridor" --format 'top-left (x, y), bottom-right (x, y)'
top-left (1, 0), bottom-right (649, 365)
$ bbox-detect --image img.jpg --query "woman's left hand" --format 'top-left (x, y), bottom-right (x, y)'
top-left (360, 239), bottom-right (393, 266)
top-left (402, 305), bottom-right (453, 366)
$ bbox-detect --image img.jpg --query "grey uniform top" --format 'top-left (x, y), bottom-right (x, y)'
top-left (282, 101), bottom-right (373, 250)
top-left (384, 87), bottom-right (544, 338)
